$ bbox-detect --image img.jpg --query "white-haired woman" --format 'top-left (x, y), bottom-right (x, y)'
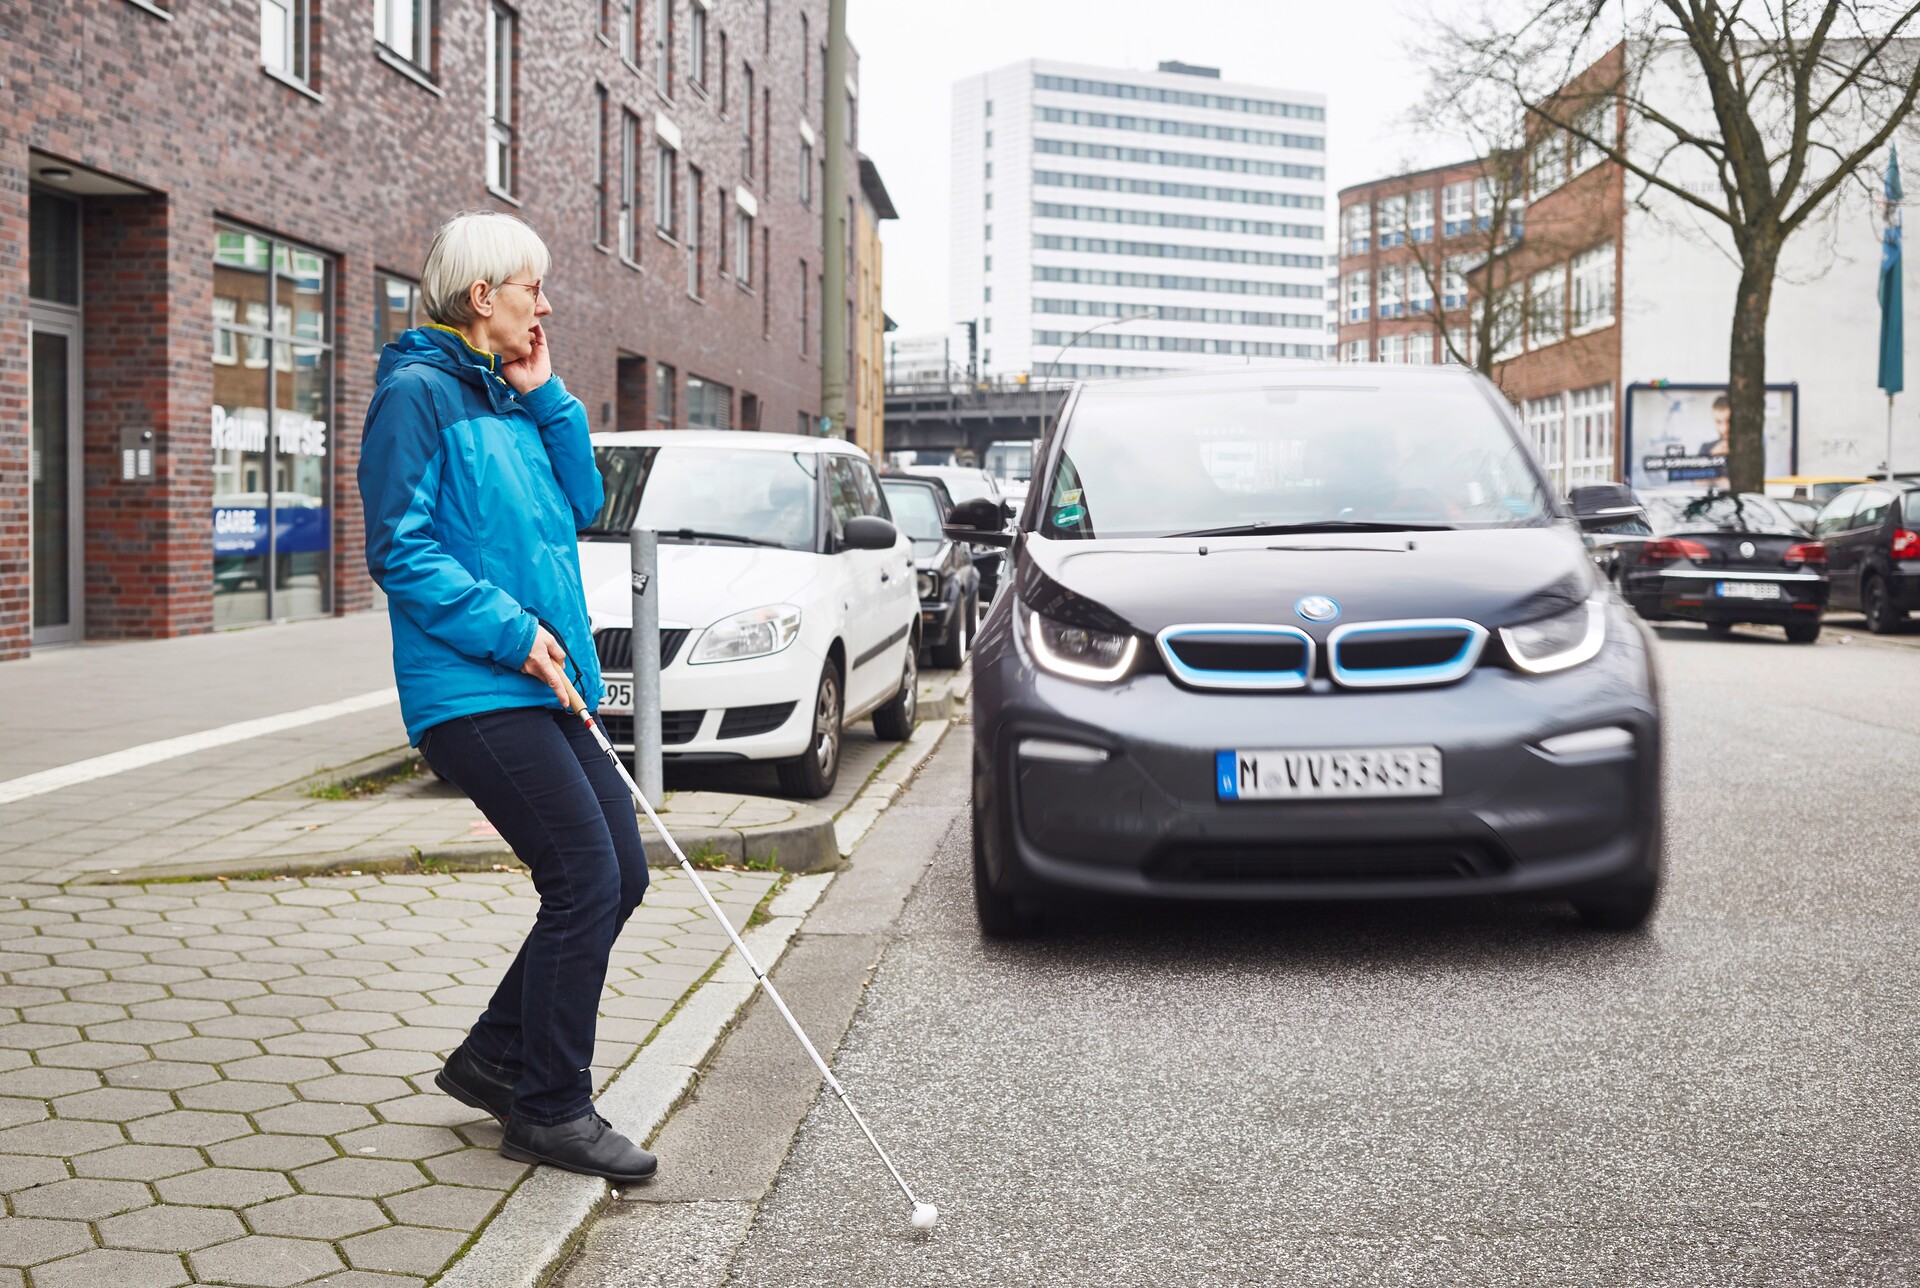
top-left (358, 211), bottom-right (654, 1185)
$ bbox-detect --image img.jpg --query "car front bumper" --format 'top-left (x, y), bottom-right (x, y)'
top-left (599, 638), bottom-right (825, 763)
top-left (973, 602), bottom-right (1662, 903)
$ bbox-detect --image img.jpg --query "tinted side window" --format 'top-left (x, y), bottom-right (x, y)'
top-left (1814, 490), bottom-right (1861, 538)
top-left (1854, 488), bottom-right (1894, 530)
top-left (848, 458), bottom-right (888, 519)
top-left (1901, 489), bottom-right (1920, 527)
top-left (825, 457), bottom-right (862, 540)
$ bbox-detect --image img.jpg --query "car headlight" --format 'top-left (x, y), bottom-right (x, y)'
top-left (689, 604), bottom-right (803, 664)
top-left (1025, 606), bottom-right (1138, 683)
top-left (916, 570), bottom-right (936, 600)
top-left (1500, 596), bottom-right (1606, 674)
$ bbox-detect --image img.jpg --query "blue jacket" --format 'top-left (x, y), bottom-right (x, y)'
top-left (359, 325), bottom-right (606, 744)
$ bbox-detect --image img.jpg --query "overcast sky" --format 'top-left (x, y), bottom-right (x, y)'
top-left (848, 0), bottom-right (1471, 337)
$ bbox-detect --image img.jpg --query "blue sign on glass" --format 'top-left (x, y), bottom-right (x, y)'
top-left (213, 507), bottom-right (330, 557)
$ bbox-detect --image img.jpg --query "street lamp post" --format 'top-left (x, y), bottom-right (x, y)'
top-left (1032, 312), bottom-right (1154, 440)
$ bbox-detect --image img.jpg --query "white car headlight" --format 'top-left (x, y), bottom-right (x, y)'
top-left (1500, 596), bottom-right (1606, 674)
top-left (916, 570), bottom-right (937, 600)
top-left (1025, 606), bottom-right (1138, 683)
top-left (690, 604), bottom-right (803, 664)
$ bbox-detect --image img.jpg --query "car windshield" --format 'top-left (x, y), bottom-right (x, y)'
top-left (880, 482), bottom-right (945, 546)
top-left (582, 446), bottom-right (818, 551)
top-left (1041, 378), bottom-right (1549, 539)
top-left (1645, 493), bottom-right (1802, 537)
top-left (929, 472), bottom-right (996, 504)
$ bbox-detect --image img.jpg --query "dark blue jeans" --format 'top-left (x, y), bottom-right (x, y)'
top-left (419, 707), bottom-right (649, 1126)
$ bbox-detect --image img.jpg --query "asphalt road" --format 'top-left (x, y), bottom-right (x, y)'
top-left (575, 621), bottom-right (1920, 1287)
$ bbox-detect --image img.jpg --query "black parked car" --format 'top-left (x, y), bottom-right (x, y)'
top-left (879, 475), bottom-right (981, 668)
top-left (1568, 483), bottom-right (1653, 584)
top-left (1813, 481), bottom-right (1920, 633)
top-left (1619, 492), bottom-right (1829, 642)
top-left (950, 364), bottom-right (1663, 939)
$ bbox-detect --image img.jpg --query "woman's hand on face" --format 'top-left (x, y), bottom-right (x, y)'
top-left (502, 324), bottom-right (553, 395)
top-left (521, 625), bottom-right (572, 706)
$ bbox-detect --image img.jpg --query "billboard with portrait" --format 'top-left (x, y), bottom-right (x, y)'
top-left (1623, 383), bottom-right (1798, 492)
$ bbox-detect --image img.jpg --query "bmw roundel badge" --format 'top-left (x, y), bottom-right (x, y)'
top-left (1296, 595), bottom-right (1340, 623)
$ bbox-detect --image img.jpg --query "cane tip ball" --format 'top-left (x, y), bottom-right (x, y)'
top-left (910, 1202), bottom-right (938, 1231)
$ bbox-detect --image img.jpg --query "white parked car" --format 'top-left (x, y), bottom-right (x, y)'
top-left (577, 431), bottom-right (920, 798)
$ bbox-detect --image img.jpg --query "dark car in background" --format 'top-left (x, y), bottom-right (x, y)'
top-left (1814, 481), bottom-right (1920, 633)
top-left (1619, 492), bottom-right (1829, 641)
top-left (1568, 483), bottom-right (1654, 585)
top-left (879, 475), bottom-right (980, 668)
top-left (952, 364), bottom-right (1663, 939)
top-left (894, 466), bottom-right (1014, 603)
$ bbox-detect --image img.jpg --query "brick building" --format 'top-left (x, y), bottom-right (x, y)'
top-left (3, 0), bottom-right (863, 659)
top-left (1333, 156), bottom-right (1489, 368)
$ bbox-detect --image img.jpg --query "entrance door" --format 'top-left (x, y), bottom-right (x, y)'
top-left (30, 315), bottom-right (84, 645)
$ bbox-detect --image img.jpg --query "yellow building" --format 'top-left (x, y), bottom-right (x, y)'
top-left (854, 155), bottom-right (898, 463)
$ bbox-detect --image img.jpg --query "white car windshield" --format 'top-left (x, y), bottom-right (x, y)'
top-left (880, 482), bottom-right (946, 546)
top-left (584, 447), bottom-right (819, 551)
top-left (1042, 380), bottom-right (1550, 539)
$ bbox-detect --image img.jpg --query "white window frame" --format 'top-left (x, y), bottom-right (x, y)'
top-left (1525, 393), bottom-right (1568, 491)
top-left (1567, 383), bottom-right (1615, 484)
top-left (1528, 265), bottom-right (1565, 350)
top-left (1491, 285), bottom-right (1524, 363)
top-left (1408, 189), bottom-right (1434, 242)
top-left (1342, 202), bottom-right (1370, 254)
top-left (1529, 131), bottom-right (1564, 201)
top-left (1446, 326), bottom-right (1470, 365)
top-left (799, 137), bottom-right (814, 206)
top-left (1442, 181), bottom-right (1473, 235)
top-left (1570, 241), bottom-right (1616, 334)
top-left (1344, 269), bottom-right (1369, 322)
top-left (1569, 99), bottom-right (1615, 176)
top-left (1378, 194), bottom-right (1406, 248)
top-left (1441, 255), bottom-right (1469, 310)
top-left (686, 163), bottom-right (704, 297)
top-left (213, 298), bottom-right (239, 365)
top-left (655, 140), bottom-right (679, 238)
top-left (1404, 331), bottom-right (1434, 365)
top-left (374, 0), bottom-right (431, 67)
top-left (485, 4), bottom-right (517, 195)
top-left (1473, 178), bottom-right (1495, 223)
top-left (1378, 333), bottom-right (1406, 364)
top-left (735, 206), bottom-right (754, 284)
top-left (689, 0), bottom-right (708, 90)
top-left (1343, 339), bottom-right (1368, 363)
top-left (654, 0), bottom-right (673, 93)
top-left (1377, 264), bottom-right (1404, 318)
top-left (261, 0), bottom-right (313, 82)
top-left (1406, 260), bottom-right (1434, 315)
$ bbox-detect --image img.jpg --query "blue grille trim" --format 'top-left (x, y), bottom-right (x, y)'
top-left (1155, 623), bottom-right (1315, 691)
top-left (1326, 619), bottom-right (1487, 689)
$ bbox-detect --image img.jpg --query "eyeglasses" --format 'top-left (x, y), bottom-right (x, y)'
top-left (496, 280), bottom-right (548, 302)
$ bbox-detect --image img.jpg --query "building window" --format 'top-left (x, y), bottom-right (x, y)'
top-left (1441, 256), bottom-right (1469, 310)
top-left (1567, 383), bottom-right (1615, 483)
top-left (1446, 326), bottom-right (1470, 364)
top-left (1407, 261), bottom-right (1434, 315)
top-left (762, 228), bottom-right (771, 336)
top-left (1525, 394), bottom-right (1567, 490)
top-left (654, 0), bottom-right (674, 95)
top-left (375, 273), bottom-right (420, 351)
top-left (1529, 130), bottom-right (1564, 201)
top-left (1473, 177), bottom-right (1495, 226)
top-left (1341, 202), bottom-right (1369, 255)
top-left (720, 32), bottom-right (730, 111)
top-left (686, 375), bottom-right (732, 428)
top-left (485, 4), bottom-right (517, 195)
top-left (260, 0), bottom-right (313, 83)
top-left (212, 227), bottom-right (335, 627)
top-left (656, 140), bottom-right (679, 238)
top-left (687, 164), bottom-right (705, 297)
top-left (689, 1), bottom-right (707, 91)
top-left (800, 11), bottom-right (809, 105)
top-left (799, 138), bottom-right (814, 206)
top-left (735, 207), bottom-right (754, 283)
top-left (1492, 284), bottom-right (1524, 362)
top-left (799, 258), bottom-right (809, 354)
top-left (1569, 99), bottom-right (1616, 175)
top-left (1570, 242), bottom-right (1616, 333)
top-left (740, 391), bottom-right (761, 430)
top-left (1405, 330), bottom-right (1434, 364)
top-left (1409, 189), bottom-right (1434, 242)
top-left (374, 0), bottom-right (431, 68)
top-left (621, 111), bottom-right (643, 260)
top-left (983, 255), bottom-right (992, 273)
top-left (595, 87), bottom-right (611, 247)
top-left (1442, 181), bottom-right (1473, 237)
top-left (1343, 269), bottom-right (1369, 322)
top-left (983, 223), bottom-right (992, 241)
top-left (1343, 338), bottom-right (1367, 363)
top-left (798, 410), bottom-right (813, 436)
top-left (1378, 333), bottom-right (1405, 364)
top-left (1378, 195), bottom-right (1406, 247)
top-left (1528, 265), bottom-right (1565, 349)
top-left (652, 362), bottom-right (678, 427)
top-left (742, 63), bottom-right (756, 177)
top-left (984, 161), bottom-right (992, 179)
top-left (1377, 265), bottom-right (1404, 318)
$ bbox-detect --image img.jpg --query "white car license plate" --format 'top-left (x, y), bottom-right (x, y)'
top-left (1716, 581), bottom-right (1782, 600)
top-left (1217, 747), bottom-right (1442, 801)
top-left (601, 674), bottom-right (633, 714)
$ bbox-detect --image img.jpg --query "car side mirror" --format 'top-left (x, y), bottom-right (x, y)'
top-left (944, 496), bottom-right (1014, 547)
top-left (841, 515), bottom-right (898, 551)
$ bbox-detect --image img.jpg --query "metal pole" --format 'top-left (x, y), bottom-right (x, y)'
top-left (1888, 394), bottom-right (1897, 480)
top-left (629, 526), bottom-right (662, 803)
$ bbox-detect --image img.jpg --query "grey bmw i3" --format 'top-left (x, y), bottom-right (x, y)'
top-left (949, 364), bottom-right (1662, 938)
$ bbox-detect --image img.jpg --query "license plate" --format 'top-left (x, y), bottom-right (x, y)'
top-left (601, 674), bottom-right (633, 713)
top-left (1218, 747), bottom-right (1442, 800)
top-left (1716, 581), bottom-right (1782, 600)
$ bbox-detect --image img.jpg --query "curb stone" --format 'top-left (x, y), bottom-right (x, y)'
top-left (833, 718), bottom-right (951, 857)
top-left (433, 872), bottom-right (836, 1288)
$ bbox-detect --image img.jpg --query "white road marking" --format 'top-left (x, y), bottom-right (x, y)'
top-left (0, 688), bottom-right (400, 806)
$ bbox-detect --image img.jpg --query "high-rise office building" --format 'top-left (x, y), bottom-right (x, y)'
top-left (950, 58), bottom-right (1329, 382)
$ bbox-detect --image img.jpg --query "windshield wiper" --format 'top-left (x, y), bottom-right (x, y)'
top-left (1166, 520), bottom-right (1454, 538)
top-left (659, 528), bottom-right (789, 548)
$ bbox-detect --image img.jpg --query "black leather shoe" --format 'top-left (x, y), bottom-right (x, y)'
top-left (434, 1046), bottom-right (515, 1125)
top-left (501, 1111), bottom-right (658, 1184)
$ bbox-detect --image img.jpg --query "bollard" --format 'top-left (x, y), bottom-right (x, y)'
top-left (630, 526), bottom-right (663, 804)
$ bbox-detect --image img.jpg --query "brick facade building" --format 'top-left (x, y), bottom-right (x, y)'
top-left (3, 0), bottom-right (861, 659)
top-left (1334, 157), bottom-right (1487, 368)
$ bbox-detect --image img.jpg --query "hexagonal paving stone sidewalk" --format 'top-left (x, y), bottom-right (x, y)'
top-left (0, 870), bottom-right (778, 1285)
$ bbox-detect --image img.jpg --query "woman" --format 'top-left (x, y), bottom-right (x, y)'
top-left (358, 211), bottom-right (655, 1185)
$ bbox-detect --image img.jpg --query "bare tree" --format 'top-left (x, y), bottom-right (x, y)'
top-left (1429, 1), bottom-right (1920, 492)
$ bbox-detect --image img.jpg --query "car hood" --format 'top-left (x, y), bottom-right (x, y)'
top-left (1018, 527), bottom-right (1596, 636)
top-left (910, 537), bottom-right (951, 572)
top-left (580, 541), bottom-right (823, 630)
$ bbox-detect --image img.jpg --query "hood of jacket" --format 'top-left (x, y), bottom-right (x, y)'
top-left (376, 325), bottom-right (519, 417)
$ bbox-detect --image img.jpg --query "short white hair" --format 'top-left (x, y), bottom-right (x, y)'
top-left (419, 211), bottom-right (552, 326)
